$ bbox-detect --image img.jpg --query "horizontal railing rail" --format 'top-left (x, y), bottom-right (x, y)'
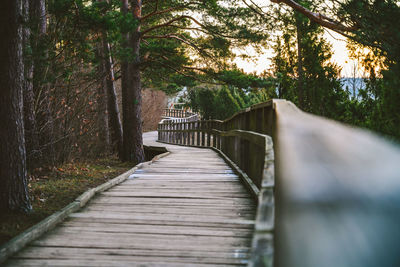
top-left (157, 99), bottom-right (400, 267)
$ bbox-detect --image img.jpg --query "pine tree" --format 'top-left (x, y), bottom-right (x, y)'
top-left (272, 1), bottom-right (349, 119)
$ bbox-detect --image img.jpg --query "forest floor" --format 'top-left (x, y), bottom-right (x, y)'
top-left (0, 156), bottom-right (134, 246)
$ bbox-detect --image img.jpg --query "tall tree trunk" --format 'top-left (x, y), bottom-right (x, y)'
top-left (121, 0), bottom-right (130, 160)
top-left (23, 0), bottom-right (40, 168)
top-left (0, 0), bottom-right (32, 212)
top-left (296, 17), bottom-right (305, 109)
top-left (96, 43), bottom-right (111, 154)
top-left (102, 38), bottom-right (123, 158)
top-left (122, 0), bottom-right (145, 163)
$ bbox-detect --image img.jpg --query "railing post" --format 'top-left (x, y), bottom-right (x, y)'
top-left (168, 121), bottom-right (172, 143)
top-left (177, 120), bottom-right (180, 144)
top-left (187, 121), bottom-right (190, 145)
top-left (165, 121), bottom-right (168, 143)
top-left (163, 122), bottom-right (166, 142)
top-left (196, 121), bottom-right (200, 146)
top-left (201, 120), bottom-right (205, 147)
top-left (188, 121), bottom-right (191, 145)
top-left (179, 121), bottom-right (183, 144)
top-left (171, 121), bottom-right (175, 144)
top-left (191, 121), bottom-right (195, 146)
top-left (216, 125), bottom-right (220, 149)
top-left (183, 122), bottom-right (187, 145)
top-left (206, 121), bottom-right (211, 147)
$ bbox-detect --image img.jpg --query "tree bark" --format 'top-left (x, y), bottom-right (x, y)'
top-left (122, 0), bottom-right (145, 163)
top-left (121, 0), bottom-right (130, 160)
top-left (102, 39), bottom-right (124, 158)
top-left (0, 0), bottom-right (32, 212)
top-left (96, 43), bottom-right (111, 154)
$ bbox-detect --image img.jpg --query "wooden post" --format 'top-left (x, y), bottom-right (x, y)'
top-left (188, 122), bottom-right (192, 145)
top-left (165, 121), bottom-right (169, 143)
top-left (186, 122), bottom-right (190, 145)
top-left (180, 121), bottom-right (183, 144)
top-left (201, 120), bottom-right (205, 147)
top-left (191, 122), bottom-right (195, 146)
top-left (207, 121), bottom-right (211, 147)
top-left (184, 121), bottom-right (187, 145)
top-left (172, 121), bottom-right (176, 144)
top-left (196, 121), bottom-right (200, 146)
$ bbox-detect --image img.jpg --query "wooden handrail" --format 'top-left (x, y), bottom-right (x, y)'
top-left (157, 100), bottom-right (400, 267)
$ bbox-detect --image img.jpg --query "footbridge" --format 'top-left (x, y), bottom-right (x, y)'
top-left (2, 99), bottom-right (400, 267)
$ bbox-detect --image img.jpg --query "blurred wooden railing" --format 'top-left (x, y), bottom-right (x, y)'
top-left (162, 108), bottom-right (197, 119)
top-left (157, 99), bottom-right (400, 267)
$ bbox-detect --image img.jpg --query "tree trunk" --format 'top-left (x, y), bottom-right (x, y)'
top-left (121, 0), bottom-right (130, 160)
top-left (296, 16), bottom-right (305, 109)
top-left (96, 43), bottom-right (111, 154)
top-left (122, 0), bottom-right (145, 163)
top-left (102, 38), bottom-right (123, 158)
top-left (0, 0), bottom-right (32, 212)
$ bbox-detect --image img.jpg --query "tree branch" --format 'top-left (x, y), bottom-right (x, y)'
top-left (141, 5), bottom-right (187, 21)
top-left (142, 34), bottom-right (212, 58)
top-left (140, 15), bottom-right (207, 36)
top-left (271, 0), bottom-right (358, 35)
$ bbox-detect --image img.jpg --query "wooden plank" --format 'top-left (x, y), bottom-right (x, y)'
top-left (67, 217), bottom-right (254, 229)
top-left (70, 210), bottom-right (254, 221)
top-left (12, 254), bottom-right (248, 265)
top-left (31, 237), bottom-right (251, 253)
top-left (69, 212), bottom-right (255, 225)
top-left (16, 246), bottom-right (250, 261)
top-left (85, 203), bottom-right (255, 213)
top-left (100, 191), bottom-right (251, 199)
top-left (5, 259), bottom-right (246, 267)
top-left (90, 197), bottom-right (255, 206)
top-left (37, 230), bottom-right (252, 246)
top-left (59, 222), bottom-right (254, 237)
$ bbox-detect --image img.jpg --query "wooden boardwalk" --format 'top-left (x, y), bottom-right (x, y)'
top-left (5, 132), bottom-right (256, 266)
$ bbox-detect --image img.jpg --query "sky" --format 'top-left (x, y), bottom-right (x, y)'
top-left (232, 0), bottom-right (361, 78)
top-left (234, 29), bottom-right (358, 77)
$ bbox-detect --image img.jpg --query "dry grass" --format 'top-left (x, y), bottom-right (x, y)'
top-left (0, 156), bottom-right (134, 246)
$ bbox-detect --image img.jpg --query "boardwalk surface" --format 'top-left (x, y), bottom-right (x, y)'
top-left (5, 132), bottom-right (256, 266)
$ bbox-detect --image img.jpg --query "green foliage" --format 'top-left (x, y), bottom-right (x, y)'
top-left (214, 69), bottom-right (273, 92)
top-left (214, 87), bottom-right (241, 119)
top-left (183, 81), bottom-right (274, 120)
top-left (271, 1), bottom-right (351, 121)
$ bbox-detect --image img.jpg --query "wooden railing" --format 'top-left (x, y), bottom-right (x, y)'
top-left (157, 99), bottom-right (400, 267)
top-left (162, 108), bottom-right (197, 119)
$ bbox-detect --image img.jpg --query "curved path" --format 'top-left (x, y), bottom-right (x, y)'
top-left (5, 132), bottom-right (256, 266)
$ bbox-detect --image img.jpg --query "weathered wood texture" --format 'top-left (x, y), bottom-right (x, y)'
top-left (273, 100), bottom-right (400, 267)
top-left (158, 99), bottom-right (400, 267)
top-left (4, 132), bottom-right (255, 267)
